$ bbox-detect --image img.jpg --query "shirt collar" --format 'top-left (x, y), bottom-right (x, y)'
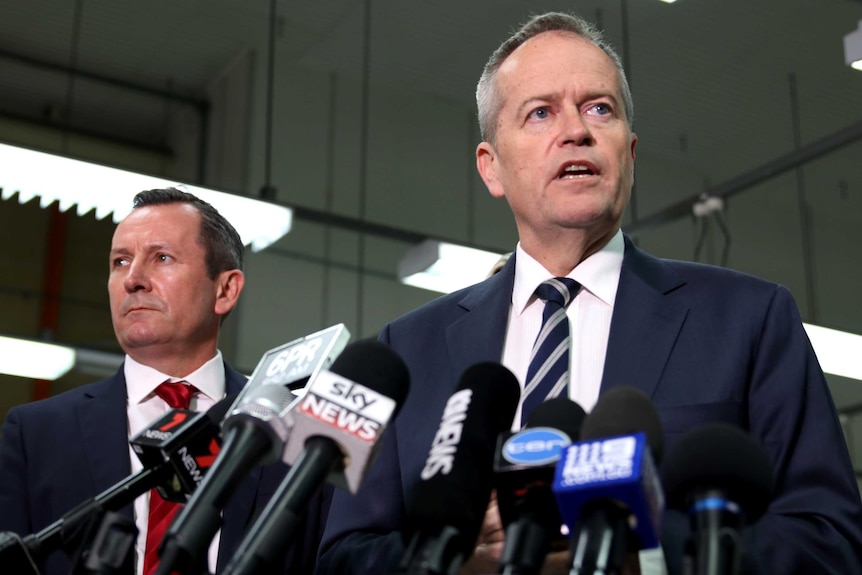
top-left (512, 229), bottom-right (625, 315)
top-left (125, 350), bottom-right (226, 404)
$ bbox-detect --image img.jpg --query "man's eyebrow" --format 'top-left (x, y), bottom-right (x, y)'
top-left (582, 90), bottom-right (622, 107)
top-left (514, 93), bottom-right (557, 116)
top-left (109, 242), bottom-right (173, 256)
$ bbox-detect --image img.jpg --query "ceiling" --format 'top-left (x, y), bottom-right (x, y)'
top-left (0, 0), bottom-right (860, 185)
top-left (0, 0), bottom-right (861, 410)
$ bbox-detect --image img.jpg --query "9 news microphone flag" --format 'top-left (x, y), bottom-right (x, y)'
top-left (553, 386), bottom-right (665, 575)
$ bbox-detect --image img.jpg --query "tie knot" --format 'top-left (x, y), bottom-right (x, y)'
top-left (154, 380), bottom-right (197, 410)
top-left (536, 277), bottom-right (580, 308)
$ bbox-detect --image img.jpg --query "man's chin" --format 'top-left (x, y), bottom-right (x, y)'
top-left (117, 327), bottom-right (167, 351)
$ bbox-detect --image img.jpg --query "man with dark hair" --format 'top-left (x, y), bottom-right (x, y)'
top-left (131, 187), bottom-right (245, 281)
top-left (0, 188), bottom-right (328, 575)
top-left (318, 12), bottom-right (862, 575)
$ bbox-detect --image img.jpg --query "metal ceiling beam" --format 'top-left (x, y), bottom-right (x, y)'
top-left (626, 119), bottom-right (862, 236)
top-left (0, 48), bottom-right (211, 182)
top-left (0, 49), bottom-right (208, 110)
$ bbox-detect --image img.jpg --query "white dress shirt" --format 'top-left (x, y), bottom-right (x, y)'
top-left (125, 351), bottom-right (225, 575)
top-left (499, 230), bottom-right (667, 574)
top-left (501, 230), bottom-right (624, 424)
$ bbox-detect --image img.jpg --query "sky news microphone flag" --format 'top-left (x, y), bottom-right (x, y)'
top-left (223, 339), bottom-right (410, 575)
top-left (154, 325), bottom-right (349, 575)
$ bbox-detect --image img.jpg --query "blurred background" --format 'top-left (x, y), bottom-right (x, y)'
top-left (0, 0), bottom-right (860, 486)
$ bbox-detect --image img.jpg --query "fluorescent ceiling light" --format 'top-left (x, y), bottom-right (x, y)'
top-left (804, 323), bottom-right (862, 382)
top-left (658, 0), bottom-right (679, 3)
top-left (0, 336), bottom-right (76, 380)
top-left (845, 20), bottom-right (862, 71)
top-left (0, 142), bottom-right (292, 252)
top-left (398, 240), bottom-right (504, 294)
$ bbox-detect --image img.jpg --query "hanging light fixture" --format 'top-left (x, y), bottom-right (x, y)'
top-left (803, 323), bottom-right (862, 381)
top-left (0, 142), bottom-right (292, 252)
top-left (0, 335), bottom-right (76, 380)
top-left (398, 239), bottom-right (504, 294)
top-left (844, 20), bottom-right (862, 71)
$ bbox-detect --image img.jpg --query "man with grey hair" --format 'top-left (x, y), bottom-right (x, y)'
top-left (318, 11), bottom-right (862, 575)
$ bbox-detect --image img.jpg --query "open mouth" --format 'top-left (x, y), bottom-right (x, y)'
top-left (558, 162), bottom-right (597, 179)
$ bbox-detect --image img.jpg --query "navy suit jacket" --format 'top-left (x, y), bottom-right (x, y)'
top-left (0, 362), bottom-right (330, 575)
top-left (318, 236), bottom-right (862, 574)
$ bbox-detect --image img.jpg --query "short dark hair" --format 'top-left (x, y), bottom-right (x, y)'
top-left (476, 12), bottom-right (634, 145)
top-left (132, 187), bottom-right (244, 278)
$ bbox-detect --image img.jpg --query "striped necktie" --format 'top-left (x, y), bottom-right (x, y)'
top-left (143, 380), bottom-right (197, 575)
top-left (521, 277), bottom-right (581, 426)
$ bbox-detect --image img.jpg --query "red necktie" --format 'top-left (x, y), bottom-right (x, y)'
top-left (143, 381), bottom-right (197, 575)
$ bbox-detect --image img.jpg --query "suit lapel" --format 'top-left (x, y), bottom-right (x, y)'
top-left (73, 362), bottom-right (259, 572)
top-left (76, 370), bottom-right (134, 521)
top-left (442, 244), bottom-right (688, 404)
top-left (445, 255), bottom-right (515, 388)
top-left (601, 237), bottom-right (689, 400)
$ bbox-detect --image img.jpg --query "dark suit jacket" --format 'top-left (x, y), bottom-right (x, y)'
top-left (0, 362), bottom-right (330, 575)
top-left (317, 236), bottom-right (862, 574)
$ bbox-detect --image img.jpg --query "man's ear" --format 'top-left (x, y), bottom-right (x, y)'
top-left (214, 270), bottom-right (245, 316)
top-left (476, 141), bottom-right (505, 199)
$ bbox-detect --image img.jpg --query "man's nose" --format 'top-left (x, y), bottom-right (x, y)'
top-left (558, 108), bottom-right (593, 147)
top-left (123, 261), bottom-right (151, 292)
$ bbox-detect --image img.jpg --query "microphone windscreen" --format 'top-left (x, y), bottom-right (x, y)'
top-left (329, 339), bottom-right (410, 408)
top-left (525, 397), bottom-right (586, 440)
top-left (407, 362), bottom-right (521, 547)
top-left (580, 386), bottom-right (664, 462)
top-left (661, 423), bottom-right (774, 522)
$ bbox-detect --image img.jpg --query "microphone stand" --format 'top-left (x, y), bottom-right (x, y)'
top-left (568, 503), bottom-right (631, 575)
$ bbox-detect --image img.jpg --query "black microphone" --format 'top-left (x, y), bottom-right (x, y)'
top-left (129, 404), bottom-right (228, 504)
top-left (222, 339), bottom-right (410, 575)
top-left (553, 386), bottom-right (665, 575)
top-left (395, 362), bottom-right (521, 575)
top-left (495, 397), bottom-right (587, 575)
top-left (0, 532), bottom-right (39, 575)
top-left (662, 423), bottom-right (774, 575)
top-left (155, 324), bottom-right (350, 575)
top-left (71, 511), bottom-right (136, 575)
top-left (0, 396), bottom-right (233, 571)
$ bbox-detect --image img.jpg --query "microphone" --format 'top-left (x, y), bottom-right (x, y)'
top-left (225, 323), bottom-right (351, 463)
top-left (553, 386), bottom-right (665, 575)
top-left (0, 532), bottom-right (39, 575)
top-left (71, 511), bottom-right (137, 575)
top-left (129, 404), bottom-right (229, 504)
top-left (395, 362), bottom-right (521, 575)
top-left (661, 423), bottom-right (774, 575)
top-left (155, 324), bottom-right (350, 575)
top-left (222, 339), bottom-right (410, 575)
top-left (494, 397), bottom-right (587, 575)
top-left (0, 396), bottom-right (233, 570)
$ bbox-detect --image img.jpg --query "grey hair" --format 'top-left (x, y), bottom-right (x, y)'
top-left (476, 12), bottom-right (634, 145)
